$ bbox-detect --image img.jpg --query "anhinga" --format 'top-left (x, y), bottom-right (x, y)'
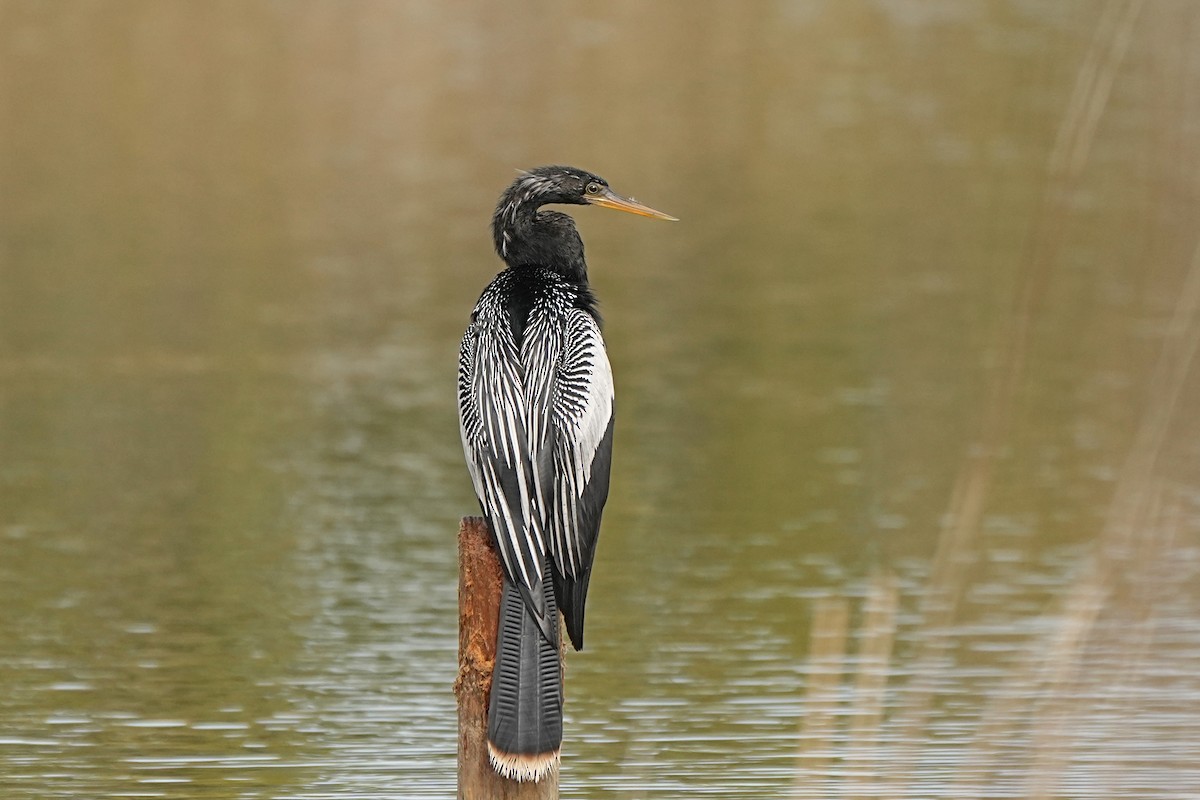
top-left (457, 166), bottom-right (675, 781)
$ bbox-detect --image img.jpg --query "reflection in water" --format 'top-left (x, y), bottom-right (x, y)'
top-left (2, 2), bottom-right (1200, 798)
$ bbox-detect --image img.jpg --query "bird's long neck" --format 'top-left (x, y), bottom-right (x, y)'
top-left (493, 180), bottom-right (589, 284)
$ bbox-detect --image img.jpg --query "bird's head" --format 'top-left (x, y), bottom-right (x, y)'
top-left (504, 165), bottom-right (678, 221)
top-left (493, 165), bottom-right (675, 271)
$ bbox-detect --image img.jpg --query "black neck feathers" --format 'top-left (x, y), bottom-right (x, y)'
top-left (492, 173), bottom-right (590, 285)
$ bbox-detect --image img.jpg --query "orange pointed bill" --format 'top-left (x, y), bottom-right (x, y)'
top-left (587, 188), bottom-right (678, 221)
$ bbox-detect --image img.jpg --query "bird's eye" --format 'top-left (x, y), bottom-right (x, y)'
top-left (585, 182), bottom-right (602, 195)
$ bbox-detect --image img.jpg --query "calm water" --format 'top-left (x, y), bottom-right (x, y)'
top-left (2, 2), bottom-right (1200, 798)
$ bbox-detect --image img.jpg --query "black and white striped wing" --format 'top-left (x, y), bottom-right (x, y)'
top-left (547, 309), bottom-right (615, 649)
top-left (458, 315), bottom-right (552, 624)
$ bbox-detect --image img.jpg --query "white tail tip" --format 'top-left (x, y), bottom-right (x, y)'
top-left (487, 742), bottom-right (560, 782)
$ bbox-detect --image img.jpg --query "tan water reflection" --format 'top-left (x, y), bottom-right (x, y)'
top-left (1, 2), bottom-right (1198, 798)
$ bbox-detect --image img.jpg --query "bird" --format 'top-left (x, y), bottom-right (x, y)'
top-left (457, 166), bottom-right (675, 781)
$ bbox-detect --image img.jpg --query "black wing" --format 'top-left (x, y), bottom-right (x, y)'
top-left (458, 311), bottom-right (557, 643)
top-left (546, 309), bottom-right (614, 650)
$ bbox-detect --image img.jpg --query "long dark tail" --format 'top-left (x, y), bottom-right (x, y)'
top-left (487, 558), bottom-right (562, 781)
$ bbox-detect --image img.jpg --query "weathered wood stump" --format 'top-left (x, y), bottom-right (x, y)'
top-left (455, 516), bottom-right (559, 800)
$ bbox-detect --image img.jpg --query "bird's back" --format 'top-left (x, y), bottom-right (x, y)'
top-left (458, 265), bottom-right (613, 649)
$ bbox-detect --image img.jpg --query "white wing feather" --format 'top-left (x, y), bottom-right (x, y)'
top-left (548, 310), bottom-right (613, 577)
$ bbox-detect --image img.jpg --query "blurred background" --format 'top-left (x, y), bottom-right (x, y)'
top-left (2, 2), bottom-right (1199, 798)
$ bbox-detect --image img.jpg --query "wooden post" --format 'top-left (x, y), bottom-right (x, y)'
top-left (455, 516), bottom-right (559, 800)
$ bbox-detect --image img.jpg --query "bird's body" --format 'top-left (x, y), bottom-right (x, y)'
top-left (457, 166), bottom-right (674, 781)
